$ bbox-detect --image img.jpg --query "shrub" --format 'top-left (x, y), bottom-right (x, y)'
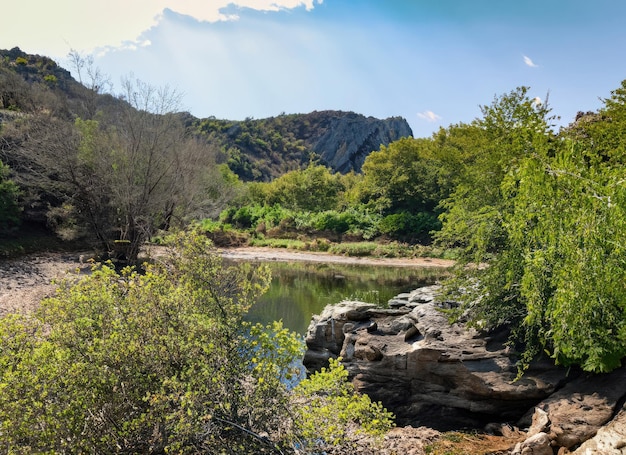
top-left (293, 358), bottom-right (395, 451)
top-left (379, 211), bottom-right (441, 241)
top-left (0, 232), bottom-right (301, 453)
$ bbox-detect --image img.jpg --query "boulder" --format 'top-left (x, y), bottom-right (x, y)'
top-left (517, 365), bottom-right (626, 452)
top-left (303, 286), bottom-right (570, 429)
top-left (573, 402), bottom-right (626, 454)
top-left (511, 432), bottom-right (553, 455)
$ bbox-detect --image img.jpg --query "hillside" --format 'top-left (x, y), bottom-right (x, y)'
top-left (0, 47), bottom-right (413, 183)
top-left (196, 111), bottom-right (413, 181)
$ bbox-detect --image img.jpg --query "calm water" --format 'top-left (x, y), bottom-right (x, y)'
top-left (244, 261), bottom-right (449, 336)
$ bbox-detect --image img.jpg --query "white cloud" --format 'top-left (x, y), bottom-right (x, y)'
top-left (523, 55), bottom-right (538, 67)
top-left (1, 1), bottom-right (322, 58)
top-left (417, 111), bottom-right (442, 123)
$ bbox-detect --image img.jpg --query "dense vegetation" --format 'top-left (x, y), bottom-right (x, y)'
top-left (0, 233), bottom-right (394, 453)
top-left (196, 110), bottom-right (411, 181)
top-left (2, 45), bottom-right (626, 451)
top-left (436, 86), bottom-right (626, 374)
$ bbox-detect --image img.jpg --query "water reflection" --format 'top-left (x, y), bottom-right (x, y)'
top-left (244, 261), bottom-right (448, 336)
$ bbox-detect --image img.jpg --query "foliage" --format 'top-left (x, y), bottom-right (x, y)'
top-left (0, 233), bottom-right (396, 452)
top-left (292, 358), bottom-right (395, 451)
top-left (0, 232), bottom-right (307, 453)
top-left (248, 163), bottom-right (345, 212)
top-left (439, 84), bottom-right (626, 373)
top-left (435, 87), bottom-right (555, 261)
top-left (196, 114), bottom-right (313, 182)
top-left (378, 211), bottom-right (441, 241)
top-left (221, 203), bottom-right (296, 231)
top-left (357, 137), bottom-right (452, 215)
top-left (0, 159), bottom-right (21, 234)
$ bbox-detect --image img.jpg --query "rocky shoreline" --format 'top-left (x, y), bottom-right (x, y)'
top-left (303, 285), bottom-right (626, 454)
top-left (0, 247), bottom-right (452, 318)
top-left (5, 251), bottom-right (626, 453)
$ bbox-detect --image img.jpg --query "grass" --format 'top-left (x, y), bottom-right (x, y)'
top-left (424, 431), bottom-right (520, 455)
top-left (248, 236), bottom-right (459, 261)
top-left (248, 237), bottom-right (308, 249)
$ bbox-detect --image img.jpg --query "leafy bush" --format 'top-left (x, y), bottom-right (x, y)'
top-left (0, 232), bottom-right (397, 452)
top-left (293, 358), bottom-right (395, 451)
top-left (378, 211), bottom-right (442, 241)
top-left (0, 232), bottom-right (301, 453)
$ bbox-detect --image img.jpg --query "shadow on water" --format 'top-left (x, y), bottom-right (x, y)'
top-left (243, 261), bottom-right (449, 336)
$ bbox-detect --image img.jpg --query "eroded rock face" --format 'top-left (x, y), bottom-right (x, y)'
top-left (573, 403), bottom-right (626, 454)
top-left (303, 286), bottom-right (570, 429)
top-left (308, 112), bottom-right (413, 174)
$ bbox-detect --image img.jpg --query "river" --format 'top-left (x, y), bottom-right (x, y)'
top-left (243, 260), bottom-right (449, 336)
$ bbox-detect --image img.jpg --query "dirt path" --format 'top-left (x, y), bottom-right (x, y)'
top-left (0, 252), bottom-right (88, 318)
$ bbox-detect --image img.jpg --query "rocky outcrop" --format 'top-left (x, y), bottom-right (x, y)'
top-left (303, 286), bottom-right (570, 430)
top-left (573, 403), bottom-right (626, 454)
top-left (304, 286), bottom-right (626, 452)
top-left (210, 110), bottom-right (413, 181)
top-left (304, 111), bottom-right (413, 174)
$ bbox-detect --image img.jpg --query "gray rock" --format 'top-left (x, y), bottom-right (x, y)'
top-left (308, 112), bottom-right (413, 174)
top-left (303, 286), bottom-right (569, 429)
top-left (573, 402), bottom-right (626, 454)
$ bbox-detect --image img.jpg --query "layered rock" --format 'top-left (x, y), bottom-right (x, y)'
top-left (304, 286), bottom-right (626, 452)
top-left (303, 286), bottom-right (570, 430)
top-left (305, 111), bottom-right (413, 174)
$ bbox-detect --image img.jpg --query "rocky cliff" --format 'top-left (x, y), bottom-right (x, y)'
top-left (301, 111), bottom-right (413, 174)
top-left (304, 286), bottom-right (626, 453)
top-left (197, 110), bottom-right (413, 181)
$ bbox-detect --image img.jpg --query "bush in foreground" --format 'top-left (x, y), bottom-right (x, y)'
top-left (0, 232), bottom-right (393, 453)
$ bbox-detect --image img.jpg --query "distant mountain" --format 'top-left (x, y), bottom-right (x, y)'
top-left (0, 47), bottom-right (412, 183)
top-left (195, 111), bottom-right (413, 181)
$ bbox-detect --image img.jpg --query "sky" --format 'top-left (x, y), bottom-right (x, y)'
top-left (4, 0), bottom-right (626, 138)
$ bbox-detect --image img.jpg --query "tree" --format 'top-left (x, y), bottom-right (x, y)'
top-left (440, 84), bottom-right (626, 373)
top-left (435, 87), bottom-right (555, 261)
top-left (66, 49), bottom-right (112, 119)
top-left (249, 163), bottom-right (345, 212)
top-left (357, 137), bottom-right (450, 215)
top-left (0, 159), bottom-right (20, 234)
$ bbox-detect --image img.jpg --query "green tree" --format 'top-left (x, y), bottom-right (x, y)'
top-left (441, 84), bottom-right (626, 373)
top-left (250, 163), bottom-right (344, 212)
top-left (435, 87), bottom-right (555, 261)
top-left (357, 137), bottom-right (450, 215)
top-left (0, 159), bottom-right (21, 234)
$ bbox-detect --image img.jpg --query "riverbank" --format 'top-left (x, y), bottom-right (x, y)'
top-left (218, 246), bottom-right (455, 268)
top-left (0, 246), bottom-right (453, 318)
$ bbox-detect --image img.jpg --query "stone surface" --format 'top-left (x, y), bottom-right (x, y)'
top-left (307, 111), bottom-right (413, 174)
top-left (303, 286), bottom-right (570, 429)
top-left (573, 403), bottom-right (626, 454)
top-left (511, 432), bottom-right (553, 455)
top-left (519, 365), bottom-right (626, 451)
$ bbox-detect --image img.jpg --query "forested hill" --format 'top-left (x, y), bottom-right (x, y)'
top-left (0, 47), bottom-right (412, 182)
top-left (196, 111), bottom-right (413, 181)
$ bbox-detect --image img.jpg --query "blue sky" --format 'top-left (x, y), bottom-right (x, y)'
top-left (4, 1), bottom-right (626, 137)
